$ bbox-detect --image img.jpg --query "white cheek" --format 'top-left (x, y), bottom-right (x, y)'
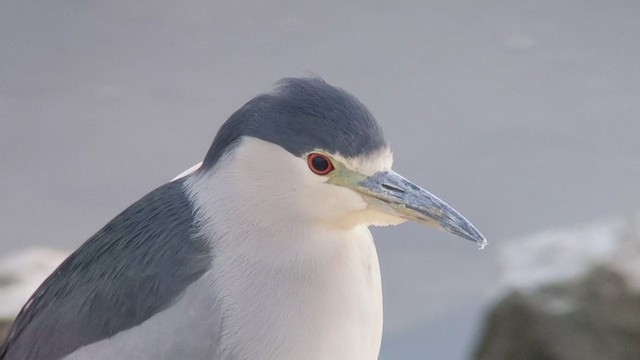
top-left (196, 137), bottom-right (371, 226)
top-left (190, 137), bottom-right (401, 228)
top-left (301, 184), bottom-right (369, 224)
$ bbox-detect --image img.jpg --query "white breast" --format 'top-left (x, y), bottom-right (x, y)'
top-left (209, 225), bottom-right (383, 360)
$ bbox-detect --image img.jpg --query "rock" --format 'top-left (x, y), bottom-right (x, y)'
top-left (0, 247), bottom-right (67, 342)
top-left (473, 215), bottom-right (640, 360)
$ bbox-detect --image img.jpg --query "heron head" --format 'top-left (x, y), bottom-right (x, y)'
top-left (194, 78), bottom-right (485, 247)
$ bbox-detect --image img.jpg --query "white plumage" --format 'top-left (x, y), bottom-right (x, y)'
top-left (186, 137), bottom-right (386, 359)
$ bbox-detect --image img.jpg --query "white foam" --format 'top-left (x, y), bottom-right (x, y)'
top-left (499, 218), bottom-right (628, 292)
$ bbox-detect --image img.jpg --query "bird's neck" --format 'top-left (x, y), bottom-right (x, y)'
top-left (183, 173), bottom-right (384, 360)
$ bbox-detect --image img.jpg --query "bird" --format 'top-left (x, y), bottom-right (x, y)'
top-left (0, 77), bottom-right (486, 360)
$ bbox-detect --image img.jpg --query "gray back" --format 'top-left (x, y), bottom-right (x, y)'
top-left (0, 179), bottom-right (212, 360)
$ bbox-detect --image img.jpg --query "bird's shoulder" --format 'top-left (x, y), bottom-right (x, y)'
top-left (0, 178), bottom-right (213, 360)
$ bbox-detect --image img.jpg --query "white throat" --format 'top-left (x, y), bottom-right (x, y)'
top-left (183, 138), bottom-right (384, 360)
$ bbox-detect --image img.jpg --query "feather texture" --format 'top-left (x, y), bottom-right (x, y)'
top-left (0, 179), bottom-right (212, 360)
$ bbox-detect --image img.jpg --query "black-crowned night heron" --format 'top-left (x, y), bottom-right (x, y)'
top-left (0, 78), bottom-right (485, 360)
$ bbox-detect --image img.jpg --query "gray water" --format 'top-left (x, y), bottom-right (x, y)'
top-left (1, 1), bottom-right (639, 359)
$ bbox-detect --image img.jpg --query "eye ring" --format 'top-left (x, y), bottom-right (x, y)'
top-left (307, 153), bottom-right (334, 175)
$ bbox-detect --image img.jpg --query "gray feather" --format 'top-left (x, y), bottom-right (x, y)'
top-left (201, 77), bottom-right (387, 171)
top-left (0, 178), bottom-right (213, 360)
top-left (62, 271), bottom-right (222, 360)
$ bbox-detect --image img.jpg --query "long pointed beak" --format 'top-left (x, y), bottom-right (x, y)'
top-left (354, 171), bottom-right (487, 248)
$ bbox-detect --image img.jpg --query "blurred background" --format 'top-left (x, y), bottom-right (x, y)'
top-left (1, 1), bottom-right (639, 359)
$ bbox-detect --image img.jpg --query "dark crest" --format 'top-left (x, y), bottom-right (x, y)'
top-left (202, 77), bottom-right (387, 170)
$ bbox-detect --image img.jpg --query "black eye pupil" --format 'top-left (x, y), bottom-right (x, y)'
top-left (312, 156), bottom-right (329, 172)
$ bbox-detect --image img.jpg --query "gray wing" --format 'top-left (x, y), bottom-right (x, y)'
top-left (0, 178), bottom-right (215, 360)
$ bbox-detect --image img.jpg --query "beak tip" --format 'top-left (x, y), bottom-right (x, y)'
top-left (477, 236), bottom-right (488, 250)
top-left (461, 231), bottom-right (487, 250)
top-left (445, 220), bottom-right (487, 249)
top-left (467, 228), bottom-right (488, 250)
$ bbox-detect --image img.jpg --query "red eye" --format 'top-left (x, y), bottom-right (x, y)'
top-left (307, 153), bottom-right (334, 175)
